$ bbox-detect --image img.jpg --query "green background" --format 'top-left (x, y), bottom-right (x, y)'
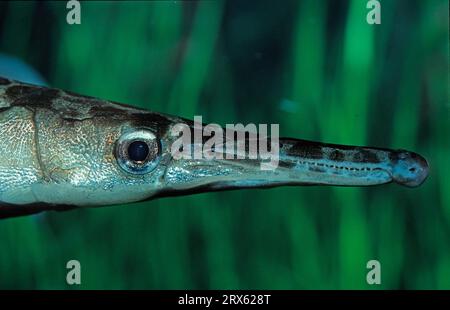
top-left (0, 0), bottom-right (448, 289)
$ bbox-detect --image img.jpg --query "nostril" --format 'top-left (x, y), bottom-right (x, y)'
top-left (409, 167), bottom-right (416, 173)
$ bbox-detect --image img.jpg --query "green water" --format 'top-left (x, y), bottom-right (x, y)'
top-left (0, 0), bottom-right (448, 289)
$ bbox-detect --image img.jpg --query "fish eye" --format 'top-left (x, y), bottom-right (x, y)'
top-left (115, 129), bottom-right (160, 174)
top-left (128, 141), bottom-right (150, 162)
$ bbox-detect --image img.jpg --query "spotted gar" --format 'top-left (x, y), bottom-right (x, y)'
top-left (0, 77), bottom-right (429, 219)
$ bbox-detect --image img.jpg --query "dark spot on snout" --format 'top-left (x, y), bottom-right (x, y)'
top-left (389, 150), bottom-right (414, 162)
top-left (388, 152), bottom-right (398, 161)
top-left (283, 139), bottom-right (324, 159)
top-left (353, 150), bottom-right (380, 163)
top-left (278, 161), bottom-right (296, 169)
top-left (329, 150), bottom-right (345, 161)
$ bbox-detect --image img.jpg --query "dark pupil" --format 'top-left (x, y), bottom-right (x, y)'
top-left (127, 141), bottom-right (149, 162)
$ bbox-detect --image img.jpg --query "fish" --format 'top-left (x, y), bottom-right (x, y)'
top-left (0, 77), bottom-right (429, 219)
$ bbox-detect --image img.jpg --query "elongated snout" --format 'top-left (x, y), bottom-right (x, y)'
top-left (158, 130), bottom-right (430, 197)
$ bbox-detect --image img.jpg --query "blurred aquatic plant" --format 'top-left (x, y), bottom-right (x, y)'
top-left (0, 0), bottom-right (448, 289)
